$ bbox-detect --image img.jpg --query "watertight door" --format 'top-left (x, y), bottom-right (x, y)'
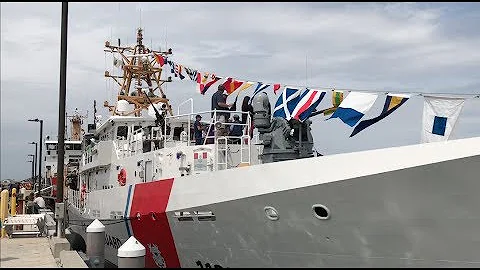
top-left (145, 160), bottom-right (153, 182)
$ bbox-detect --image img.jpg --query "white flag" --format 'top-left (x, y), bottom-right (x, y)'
top-left (421, 95), bottom-right (465, 143)
top-left (328, 91), bottom-right (378, 127)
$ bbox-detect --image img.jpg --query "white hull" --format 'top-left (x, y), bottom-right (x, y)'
top-left (67, 137), bottom-right (480, 267)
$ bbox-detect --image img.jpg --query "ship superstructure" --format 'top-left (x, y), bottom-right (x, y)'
top-left (43, 110), bottom-right (85, 198)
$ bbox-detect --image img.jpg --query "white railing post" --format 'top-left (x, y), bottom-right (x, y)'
top-left (177, 98), bottom-right (194, 115)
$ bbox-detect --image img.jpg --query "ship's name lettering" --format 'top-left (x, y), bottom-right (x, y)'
top-left (196, 260), bottom-right (224, 268)
top-left (105, 234), bottom-right (122, 249)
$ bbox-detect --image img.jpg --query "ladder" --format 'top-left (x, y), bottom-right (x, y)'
top-left (239, 134), bottom-right (251, 165)
top-left (216, 137), bottom-right (228, 171)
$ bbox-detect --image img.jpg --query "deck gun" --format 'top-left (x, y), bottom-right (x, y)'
top-left (251, 92), bottom-right (320, 164)
top-left (143, 91), bottom-right (166, 132)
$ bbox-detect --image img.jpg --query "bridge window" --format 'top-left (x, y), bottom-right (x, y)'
top-left (46, 144), bottom-right (57, 150)
top-left (117, 126), bottom-right (128, 139)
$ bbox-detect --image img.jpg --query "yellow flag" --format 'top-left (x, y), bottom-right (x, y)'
top-left (234, 81), bottom-right (255, 98)
top-left (323, 90), bottom-right (344, 116)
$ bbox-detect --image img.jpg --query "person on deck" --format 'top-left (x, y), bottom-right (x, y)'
top-left (241, 96), bottom-right (254, 139)
top-left (193, 114), bottom-right (206, 145)
top-left (211, 85), bottom-right (232, 136)
top-left (33, 193), bottom-right (45, 214)
top-left (229, 115), bottom-right (243, 144)
top-left (211, 85), bottom-right (232, 119)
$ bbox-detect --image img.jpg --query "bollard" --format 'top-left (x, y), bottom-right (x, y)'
top-left (117, 236), bottom-right (146, 268)
top-left (0, 189), bottom-right (9, 237)
top-left (19, 187), bottom-right (26, 214)
top-left (86, 219), bottom-right (105, 268)
top-left (10, 188), bottom-right (16, 216)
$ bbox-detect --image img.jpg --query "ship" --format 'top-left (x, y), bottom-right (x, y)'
top-left (43, 110), bottom-right (85, 203)
top-left (64, 28), bottom-right (480, 268)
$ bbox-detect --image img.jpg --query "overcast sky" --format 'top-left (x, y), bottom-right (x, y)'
top-left (2, 2), bottom-right (480, 180)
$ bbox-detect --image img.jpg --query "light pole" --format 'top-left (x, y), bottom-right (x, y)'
top-left (28, 142), bottom-right (38, 181)
top-left (56, 1), bottom-right (69, 238)
top-left (27, 159), bottom-right (34, 183)
top-left (28, 118), bottom-right (43, 193)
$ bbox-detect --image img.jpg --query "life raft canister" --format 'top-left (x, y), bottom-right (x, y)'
top-left (118, 168), bottom-right (127, 186)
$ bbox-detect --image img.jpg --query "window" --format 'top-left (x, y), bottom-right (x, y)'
top-left (47, 144), bottom-right (57, 150)
top-left (117, 126), bottom-right (128, 139)
top-left (73, 144), bottom-right (81, 150)
top-left (65, 144), bottom-right (73, 150)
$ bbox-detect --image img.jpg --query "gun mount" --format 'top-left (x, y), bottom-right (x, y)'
top-left (251, 92), bottom-right (317, 164)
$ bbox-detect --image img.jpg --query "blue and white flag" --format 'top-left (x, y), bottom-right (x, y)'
top-left (421, 95), bottom-right (465, 143)
top-left (251, 82), bottom-right (270, 102)
top-left (273, 86), bottom-right (302, 120)
top-left (350, 93), bottom-right (410, 137)
top-left (328, 91), bottom-right (378, 127)
top-left (290, 88), bottom-right (326, 122)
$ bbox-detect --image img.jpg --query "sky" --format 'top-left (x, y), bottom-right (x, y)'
top-left (2, 2), bottom-right (480, 180)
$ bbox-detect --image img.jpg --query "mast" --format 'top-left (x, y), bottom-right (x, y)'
top-left (66, 108), bottom-right (87, 141)
top-left (104, 28), bottom-right (174, 117)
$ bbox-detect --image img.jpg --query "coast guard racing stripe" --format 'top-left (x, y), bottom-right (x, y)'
top-left (129, 178), bottom-right (180, 268)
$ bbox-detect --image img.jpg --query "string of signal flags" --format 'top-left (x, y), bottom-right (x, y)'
top-left (120, 51), bottom-right (480, 140)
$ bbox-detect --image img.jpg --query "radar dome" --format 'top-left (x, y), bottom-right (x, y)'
top-left (116, 100), bottom-right (131, 115)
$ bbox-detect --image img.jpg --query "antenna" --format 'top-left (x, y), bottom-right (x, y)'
top-left (165, 25), bottom-right (168, 55)
top-left (305, 53), bottom-right (308, 88)
top-left (93, 100), bottom-right (97, 125)
top-left (139, 6), bottom-right (142, 29)
top-left (165, 25), bottom-right (168, 92)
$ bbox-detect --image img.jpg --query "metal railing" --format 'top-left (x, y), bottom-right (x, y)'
top-left (177, 98), bottom-right (194, 115)
top-left (67, 188), bottom-right (87, 211)
top-left (105, 108), bottom-right (254, 171)
top-left (164, 109), bottom-right (252, 145)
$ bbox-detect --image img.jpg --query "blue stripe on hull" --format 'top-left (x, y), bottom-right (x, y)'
top-left (124, 185), bottom-right (132, 237)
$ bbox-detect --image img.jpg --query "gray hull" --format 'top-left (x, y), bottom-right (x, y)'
top-left (68, 138), bottom-right (480, 267)
top-left (170, 156), bottom-right (480, 267)
top-left (66, 207), bottom-right (126, 267)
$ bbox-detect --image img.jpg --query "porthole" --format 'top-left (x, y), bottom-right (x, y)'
top-left (264, 206), bottom-right (279, 221)
top-left (312, 204), bottom-right (330, 220)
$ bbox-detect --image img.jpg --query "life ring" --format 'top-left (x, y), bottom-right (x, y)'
top-left (118, 168), bottom-right (127, 186)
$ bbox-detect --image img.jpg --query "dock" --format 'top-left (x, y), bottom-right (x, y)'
top-left (1, 237), bottom-right (58, 267)
top-left (0, 188), bottom-right (88, 268)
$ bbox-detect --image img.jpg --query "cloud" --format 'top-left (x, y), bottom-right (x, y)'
top-left (2, 2), bottom-right (480, 180)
